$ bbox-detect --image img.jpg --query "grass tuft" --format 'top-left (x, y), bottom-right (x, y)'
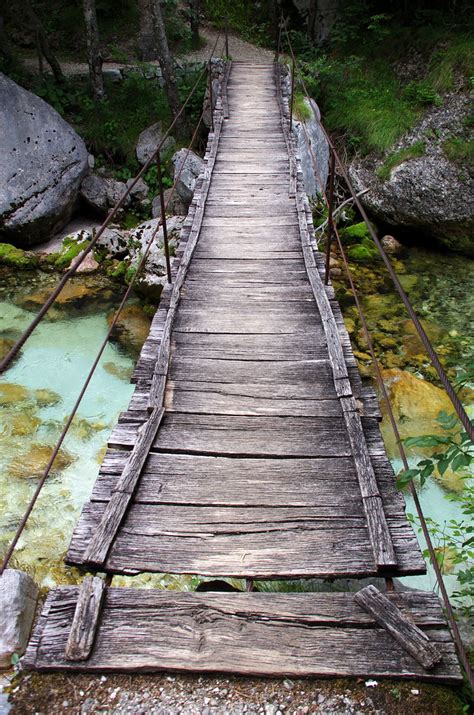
top-left (443, 137), bottom-right (474, 166)
top-left (376, 141), bottom-right (426, 181)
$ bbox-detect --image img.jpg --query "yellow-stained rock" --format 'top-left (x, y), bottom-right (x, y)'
top-left (0, 337), bottom-right (15, 361)
top-left (9, 443), bottom-right (75, 479)
top-left (96, 445), bottom-right (107, 465)
top-left (9, 412), bottom-right (40, 436)
top-left (35, 388), bottom-right (62, 407)
top-left (380, 368), bottom-right (456, 459)
top-left (0, 383), bottom-right (31, 406)
top-left (103, 361), bottom-right (133, 381)
top-left (107, 304), bottom-right (151, 356)
top-left (402, 318), bottom-right (446, 358)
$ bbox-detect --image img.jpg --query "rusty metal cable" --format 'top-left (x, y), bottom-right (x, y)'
top-left (0, 50), bottom-right (222, 575)
top-left (0, 32), bottom-right (221, 375)
top-left (280, 29), bottom-right (473, 688)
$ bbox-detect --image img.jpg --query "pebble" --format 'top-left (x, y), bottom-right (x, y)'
top-left (283, 680), bottom-right (294, 691)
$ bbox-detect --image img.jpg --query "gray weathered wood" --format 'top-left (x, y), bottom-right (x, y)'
top-left (82, 407), bottom-right (164, 567)
top-left (65, 576), bottom-right (106, 661)
top-left (24, 590), bottom-right (461, 682)
top-left (355, 585), bottom-right (443, 669)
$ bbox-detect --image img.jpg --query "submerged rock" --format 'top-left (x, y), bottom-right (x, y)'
top-left (0, 383), bottom-right (31, 406)
top-left (0, 72), bottom-right (89, 246)
top-left (107, 304), bottom-right (151, 356)
top-left (34, 388), bottom-right (62, 407)
top-left (19, 280), bottom-right (105, 310)
top-left (0, 569), bottom-right (38, 668)
top-left (8, 443), bottom-right (75, 479)
top-left (103, 361), bottom-right (133, 381)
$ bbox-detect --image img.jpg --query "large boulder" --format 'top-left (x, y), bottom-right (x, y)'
top-left (80, 174), bottom-right (129, 214)
top-left (171, 149), bottom-right (204, 207)
top-left (135, 122), bottom-right (176, 166)
top-left (350, 94), bottom-right (474, 256)
top-left (0, 72), bottom-right (89, 246)
top-left (152, 187), bottom-right (187, 219)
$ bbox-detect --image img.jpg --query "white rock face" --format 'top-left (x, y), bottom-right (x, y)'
top-left (294, 97), bottom-right (330, 197)
top-left (80, 174), bottom-right (129, 214)
top-left (0, 570), bottom-right (38, 668)
top-left (128, 216), bottom-right (185, 296)
top-left (0, 72), bottom-right (89, 246)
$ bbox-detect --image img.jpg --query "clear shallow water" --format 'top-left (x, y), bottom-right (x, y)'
top-left (0, 275), bottom-right (135, 587)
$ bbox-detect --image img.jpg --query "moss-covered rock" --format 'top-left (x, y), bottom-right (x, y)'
top-left (107, 304), bottom-right (151, 357)
top-left (0, 243), bottom-right (39, 269)
top-left (347, 243), bottom-right (378, 263)
top-left (339, 221), bottom-right (370, 245)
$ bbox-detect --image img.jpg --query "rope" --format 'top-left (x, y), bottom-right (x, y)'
top-left (280, 26), bottom-right (473, 689)
top-left (0, 34), bottom-right (222, 575)
top-left (0, 32), bottom-right (221, 375)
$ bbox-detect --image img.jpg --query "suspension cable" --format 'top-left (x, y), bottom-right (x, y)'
top-left (0, 38), bottom-right (223, 576)
top-left (0, 32), bottom-right (221, 375)
top-left (280, 26), bottom-right (473, 688)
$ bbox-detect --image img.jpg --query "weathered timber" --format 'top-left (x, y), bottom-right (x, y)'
top-left (355, 586), bottom-right (443, 670)
top-left (24, 590), bottom-right (461, 682)
top-left (65, 576), bottom-right (106, 661)
top-left (82, 407), bottom-right (164, 568)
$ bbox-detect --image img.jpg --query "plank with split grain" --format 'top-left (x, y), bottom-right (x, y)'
top-left (65, 576), bottom-right (106, 661)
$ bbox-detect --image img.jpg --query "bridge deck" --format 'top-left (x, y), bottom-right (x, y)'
top-left (63, 62), bottom-right (424, 579)
top-left (24, 62), bottom-right (461, 682)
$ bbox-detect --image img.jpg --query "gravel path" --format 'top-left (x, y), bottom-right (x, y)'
top-left (20, 25), bottom-right (274, 77)
top-left (7, 669), bottom-right (460, 715)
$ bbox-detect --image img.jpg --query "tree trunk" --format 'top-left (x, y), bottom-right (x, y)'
top-left (307, 0), bottom-right (318, 39)
top-left (150, 0), bottom-right (189, 136)
top-left (82, 0), bottom-right (105, 100)
top-left (24, 2), bottom-right (64, 83)
top-left (138, 0), bottom-right (157, 60)
top-left (189, 0), bottom-right (200, 48)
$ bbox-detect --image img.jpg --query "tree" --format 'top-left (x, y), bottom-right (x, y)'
top-left (189, 0), bottom-right (200, 48)
top-left (24, 1), bottom-right (64, 83)
top-left (149, 0), bottom-right (189, 136)
top-left (82, 0), bottom-right (105, 100)
top-left (137, 0), bottom-right (156, 60)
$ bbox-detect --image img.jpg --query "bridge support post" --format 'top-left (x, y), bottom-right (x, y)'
top-left (289, 56), bottom-right (295, 131)
top-left (156, 152), bottom-right (172, 285)
top-left (208, 59), bottom-right (214, 132)
top-left (324, 150), bottom-right (336, 285)
top-left (225, 19), bottom-right (229, 58)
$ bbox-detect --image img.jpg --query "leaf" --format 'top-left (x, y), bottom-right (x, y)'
top-left (403, 435), bottom-right (450, 448)
top-left (396, 468), bottom-right (419, 488)
top-left (437, 457), bottom-right (451, 476)
top-left (451, 452), bottom-right (471, 471)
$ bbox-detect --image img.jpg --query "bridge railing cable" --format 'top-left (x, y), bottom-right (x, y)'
top-left (0, 33), bottom-right (221, 375)
top-left (0, 33), bottom-right (224, 577)
top-left (280, 23), bottom-right (473, 690)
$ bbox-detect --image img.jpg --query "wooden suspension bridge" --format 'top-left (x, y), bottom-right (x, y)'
top-left (24, 62), bottom-right (462, 682)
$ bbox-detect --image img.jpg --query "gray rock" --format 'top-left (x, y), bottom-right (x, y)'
top-left (80, 174), bottom-right (129, 214)
top-left (128, 216), bottom-right (185, 297)
top-left (350, 93), bottom-right (474, 256)
top-left (95, 225), bottom-right (129, 257)
top-left (135, 122), bottom-right (176, 166)
top-left (380, 234), bottom-right (403, 255)
top-left (294, 97), bottom-right (330, 197)
top-left (126, 177), bottom-right (149, 202)
top-left (102, 68), bottom-right (122, 82)
top-left (0, 72), bottom-right (89, 246)
top-left (0, 570), bottom-right (38, 668)
top-left (152, 188), bottom-right (187, 219)
top-left (171, 149), bottom-right (205, 207)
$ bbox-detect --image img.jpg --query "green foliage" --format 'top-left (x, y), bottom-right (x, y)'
top-left (398, 411), bottom-right (473, 489)
top-left (293, 92), bottom-right (312, 121)
top-left (443, 138), bottom-right (474, 167)
top-left (402, 80), bottom-right (442, 107)
top-left (202, 0), bottom-right (273, 47)
top-left (339, 221), bottom-right (370, 245)
top-left (399, 411), bottom-right (473, 616)
top-left (376, 141), bottom-right (426, 181)
top-left (53, 238), bottom-right (89, 271)
top-left (429, 34), bottom-right (474, 92)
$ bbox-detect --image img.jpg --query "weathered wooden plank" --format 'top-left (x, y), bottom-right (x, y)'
top-left (355, 586), bottom-right (443, 670)
top-left (181, 283), bottom-right (315, 302)
top-left (109, 414), bottom-right (352, 458)
top-left (171, 332), bottom-right (328, 361)
top-left (65, 577), bottom-right (106, 661)
top-left (174, 306), bottom-right (323, 334)
top-left (24, 589), bottom-right (461, 681)
top-left (67, 504), bottom-right (426, 577)
top-left (91, 454), bottom-right (362, 505)
top-left (82, 407), bottom-right (165, 568)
